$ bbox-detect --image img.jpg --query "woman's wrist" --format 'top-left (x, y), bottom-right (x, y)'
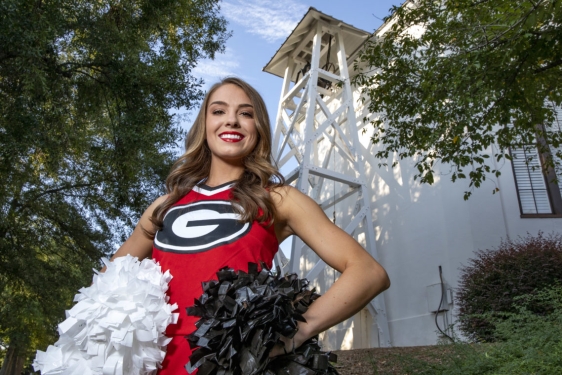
top-left (293, 321), bottom-right (314, 348)
top-left (269, 321), bottom-right (315, 358)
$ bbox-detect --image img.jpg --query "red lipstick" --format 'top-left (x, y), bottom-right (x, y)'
top-left (219, 132), bottom-right (245, 143)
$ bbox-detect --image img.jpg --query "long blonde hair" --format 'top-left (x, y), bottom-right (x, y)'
top-left (150, 77), bottom-right (284, 233)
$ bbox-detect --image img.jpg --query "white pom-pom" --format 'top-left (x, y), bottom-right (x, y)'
top-left (33, 255), bottom-right (178, 375)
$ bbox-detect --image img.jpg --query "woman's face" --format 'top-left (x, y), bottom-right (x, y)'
top-left (205, 84), bottom-right (258, 165)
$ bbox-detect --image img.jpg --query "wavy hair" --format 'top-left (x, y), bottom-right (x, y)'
top-left (149, 77), bottom-right (284, 234)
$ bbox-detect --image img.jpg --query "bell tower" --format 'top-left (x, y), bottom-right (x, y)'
top-left (264, 8), bottom-right (391, 348)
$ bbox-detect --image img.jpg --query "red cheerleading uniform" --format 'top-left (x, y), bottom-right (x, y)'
top-left (152, 181), bottom-right (279, 374)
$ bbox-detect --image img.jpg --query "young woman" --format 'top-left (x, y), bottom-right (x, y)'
top-left (109, 77), bottom-right (390, 374)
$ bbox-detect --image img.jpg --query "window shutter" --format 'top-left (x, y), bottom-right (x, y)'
top-left (550, 106), bottom-right (562, 198)
top-left (511, 146), bottom-right (552, 214)
top-left (511, 105), bottom-right (562, 216)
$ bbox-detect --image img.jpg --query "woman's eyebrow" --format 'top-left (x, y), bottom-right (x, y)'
top-left (209, 100), bottom-right (227, 107)
top-left (209, 101), bottom-right (253, 109)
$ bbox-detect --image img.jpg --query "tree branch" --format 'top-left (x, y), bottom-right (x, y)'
top-left (467, 0), bottom-right (546, 52)
top-left (534, 58), bottom-right (562, 74)
top-left (29, 183), bottom-right (97, 202)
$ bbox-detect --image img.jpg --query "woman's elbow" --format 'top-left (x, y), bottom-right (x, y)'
top-left (380, 270), bottom-right (391, 291)
top-left (370, 261), bottom-right (390, 295)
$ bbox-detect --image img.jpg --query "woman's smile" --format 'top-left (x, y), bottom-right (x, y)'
top-left (219, 131), bottom-right (245, 142)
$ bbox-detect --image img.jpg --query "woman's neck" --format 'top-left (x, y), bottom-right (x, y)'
top-left (206, 158), bottom-right (244, 187)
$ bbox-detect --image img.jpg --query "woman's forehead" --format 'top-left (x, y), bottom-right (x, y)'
top-left (208, 84), bottom-right (252, 106)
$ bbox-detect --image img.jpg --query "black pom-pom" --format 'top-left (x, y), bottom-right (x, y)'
top-left (185, 262), bottom-right (339, 375)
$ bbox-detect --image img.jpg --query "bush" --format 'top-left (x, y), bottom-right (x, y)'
top-left (445, 286), bottom-right (562, 374)
top-left (373, 286), bottom-right (562, 375)
top-left (456, 232), bottom-right (562, 341)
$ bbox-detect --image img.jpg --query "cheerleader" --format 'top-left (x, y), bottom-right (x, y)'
top-left (109, 77), bottom-right (390, 373)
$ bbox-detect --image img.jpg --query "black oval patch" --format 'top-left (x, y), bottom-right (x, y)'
top-left (154, 200), bottom-right (250, 253)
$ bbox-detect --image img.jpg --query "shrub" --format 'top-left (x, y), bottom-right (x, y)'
top-left (373, 286), bottom-right (562, 375)
top-left (456, 232), bottom-right (562, 341)
top-left (446, 286), bottom-right (562, 374)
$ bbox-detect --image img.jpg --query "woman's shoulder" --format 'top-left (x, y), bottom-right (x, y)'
top-left (270, 185), bottom-right (309, 218)
top-left (142, 194), bottom-right (170, 217)
top-left (270, 185), bottom-right (293, 203)
top-left (155, 194), bottom-right (170, 204)
top-left (270, 185), bottom-right (311, 200)
top-left (151, 194), bottom-right (170, 208)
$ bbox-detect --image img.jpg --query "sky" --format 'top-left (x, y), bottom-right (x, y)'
top-left (183, 0), bottom-right (403, 256)
top-left (183, 0), bottom-right (402, 131)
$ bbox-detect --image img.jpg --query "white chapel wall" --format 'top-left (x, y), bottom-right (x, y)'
top-left (349, 83), bottom-right (562, 346)
top-left (307, 71), bottom-right (561, 349)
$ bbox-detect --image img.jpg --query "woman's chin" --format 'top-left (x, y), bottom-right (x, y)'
top-left (211, 153), bottom-right (247, 166)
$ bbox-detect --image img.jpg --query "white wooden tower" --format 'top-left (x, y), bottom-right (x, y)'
top-left (264, 8), bottom-right (391, 348)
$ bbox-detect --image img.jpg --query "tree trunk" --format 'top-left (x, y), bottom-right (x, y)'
top-left (0, 346), bottom-right (25, 375)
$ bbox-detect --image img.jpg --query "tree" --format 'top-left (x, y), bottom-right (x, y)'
top-left (354, 0), bottom-right (562, 198)
top-left (0, 0), bottom-right (229, 372)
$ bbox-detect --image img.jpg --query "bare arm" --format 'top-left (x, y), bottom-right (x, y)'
top-left (271, 186), bottom-right (390, 354)
top-left (101, 195), bottom-right (168, 271)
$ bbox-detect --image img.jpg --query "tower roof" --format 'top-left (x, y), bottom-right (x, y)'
top-left (263, 7), bottom-right (371, 80)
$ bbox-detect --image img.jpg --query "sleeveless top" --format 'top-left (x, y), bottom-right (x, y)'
top-left (152, 181), bottom-right (279, 336)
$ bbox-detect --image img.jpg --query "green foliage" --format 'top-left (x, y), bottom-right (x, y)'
top-left (456, 232), bottom-right (562, 342)
top-left (0, 0), bottom-right (229, 364)
top-left (372, 286), bottom-right (562, 374)
top-left (354, 0), bottom-right (562, 198)
top-left (480, 286), bottom-right (562, 374)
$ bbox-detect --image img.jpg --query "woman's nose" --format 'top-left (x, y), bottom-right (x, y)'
top-left (226, 111), bottom-right (239, 127)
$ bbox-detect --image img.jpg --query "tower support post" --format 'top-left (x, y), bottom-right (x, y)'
top-left (267, 10), bottom-right (391, 348)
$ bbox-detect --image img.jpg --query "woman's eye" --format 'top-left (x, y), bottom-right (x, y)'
top-left (212, 109), bottom-right (224, 115)
top-left (240, 112), bottom-right (253, 118)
